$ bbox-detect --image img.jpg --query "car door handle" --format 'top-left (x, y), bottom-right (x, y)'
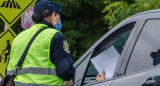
top-left (142, 76), bottom-right (160, 86)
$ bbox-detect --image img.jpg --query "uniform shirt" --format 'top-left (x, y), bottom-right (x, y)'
top-left (40, 20), bottom-right (75, 81)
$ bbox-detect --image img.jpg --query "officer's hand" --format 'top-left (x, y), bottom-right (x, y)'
top-left (96, 70), bottom-right (106, 81)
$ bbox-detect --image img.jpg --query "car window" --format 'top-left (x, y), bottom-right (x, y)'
top-left (82, 23), bottom-right (135, 85)
top-left (126, 19), bottom-right (160, 74)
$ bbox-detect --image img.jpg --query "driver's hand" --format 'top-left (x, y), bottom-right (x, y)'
top-left (96, 70), bottom-right (106, 81)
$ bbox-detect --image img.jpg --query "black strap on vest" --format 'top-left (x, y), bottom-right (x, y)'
top-left (15, 27), bottom-right (47, 74)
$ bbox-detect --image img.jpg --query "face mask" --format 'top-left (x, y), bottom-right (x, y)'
top-left (54, 16), bottom-right (62, 31)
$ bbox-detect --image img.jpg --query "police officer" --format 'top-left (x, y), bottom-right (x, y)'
top-left (7, 0), bottom-right (75, 86)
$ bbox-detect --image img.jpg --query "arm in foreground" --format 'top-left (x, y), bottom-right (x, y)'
top-left (50, 32), bottom-right (75, 81)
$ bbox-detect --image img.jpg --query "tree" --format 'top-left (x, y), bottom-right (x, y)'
top-left (102, 0), bottom-right (160, 29)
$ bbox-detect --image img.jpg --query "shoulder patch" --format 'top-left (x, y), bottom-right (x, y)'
top-left (63, 40), bottom-right (70, 53)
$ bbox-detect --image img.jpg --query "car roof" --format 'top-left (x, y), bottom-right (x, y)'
top-left (131, 9), bottom-right (160, 18)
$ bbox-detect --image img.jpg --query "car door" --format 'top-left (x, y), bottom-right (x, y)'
top-left (74, 50), bottom-right (94, 86)
top-left (111, 18), bottom-right (160, 86)
top-left (79, 22), bottom-right (136, 86)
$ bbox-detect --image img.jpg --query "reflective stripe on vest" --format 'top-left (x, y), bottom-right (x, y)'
top-left (15, 81), bottom-right (61, 86)
top-left (14, 74), bottom-right (63, 85)
top-left (7, 67), bottom-right (56, 75)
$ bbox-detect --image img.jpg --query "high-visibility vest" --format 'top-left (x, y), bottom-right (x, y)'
top-left (7, 24), bottom-right (64, 86)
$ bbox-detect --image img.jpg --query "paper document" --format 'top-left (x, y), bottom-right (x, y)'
top-left (91, 46), bottom-right (120, 79)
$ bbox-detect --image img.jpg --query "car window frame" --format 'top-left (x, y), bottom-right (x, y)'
top-left (81, 22), bottom-right (136, 85)
top-left (74, 50), bottom-right (96, 86)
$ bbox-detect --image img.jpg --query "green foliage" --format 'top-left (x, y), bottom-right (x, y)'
top-left (136, 0), bottom-right (160, 12)
top-left (102, 0), bottom-right (160, 29)
top-left (103, 0), bottom-right (135, 4)
top-left (102, 1), bottom-right (137, 29)
top-left (103, 2), bottom-right (128, 29)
